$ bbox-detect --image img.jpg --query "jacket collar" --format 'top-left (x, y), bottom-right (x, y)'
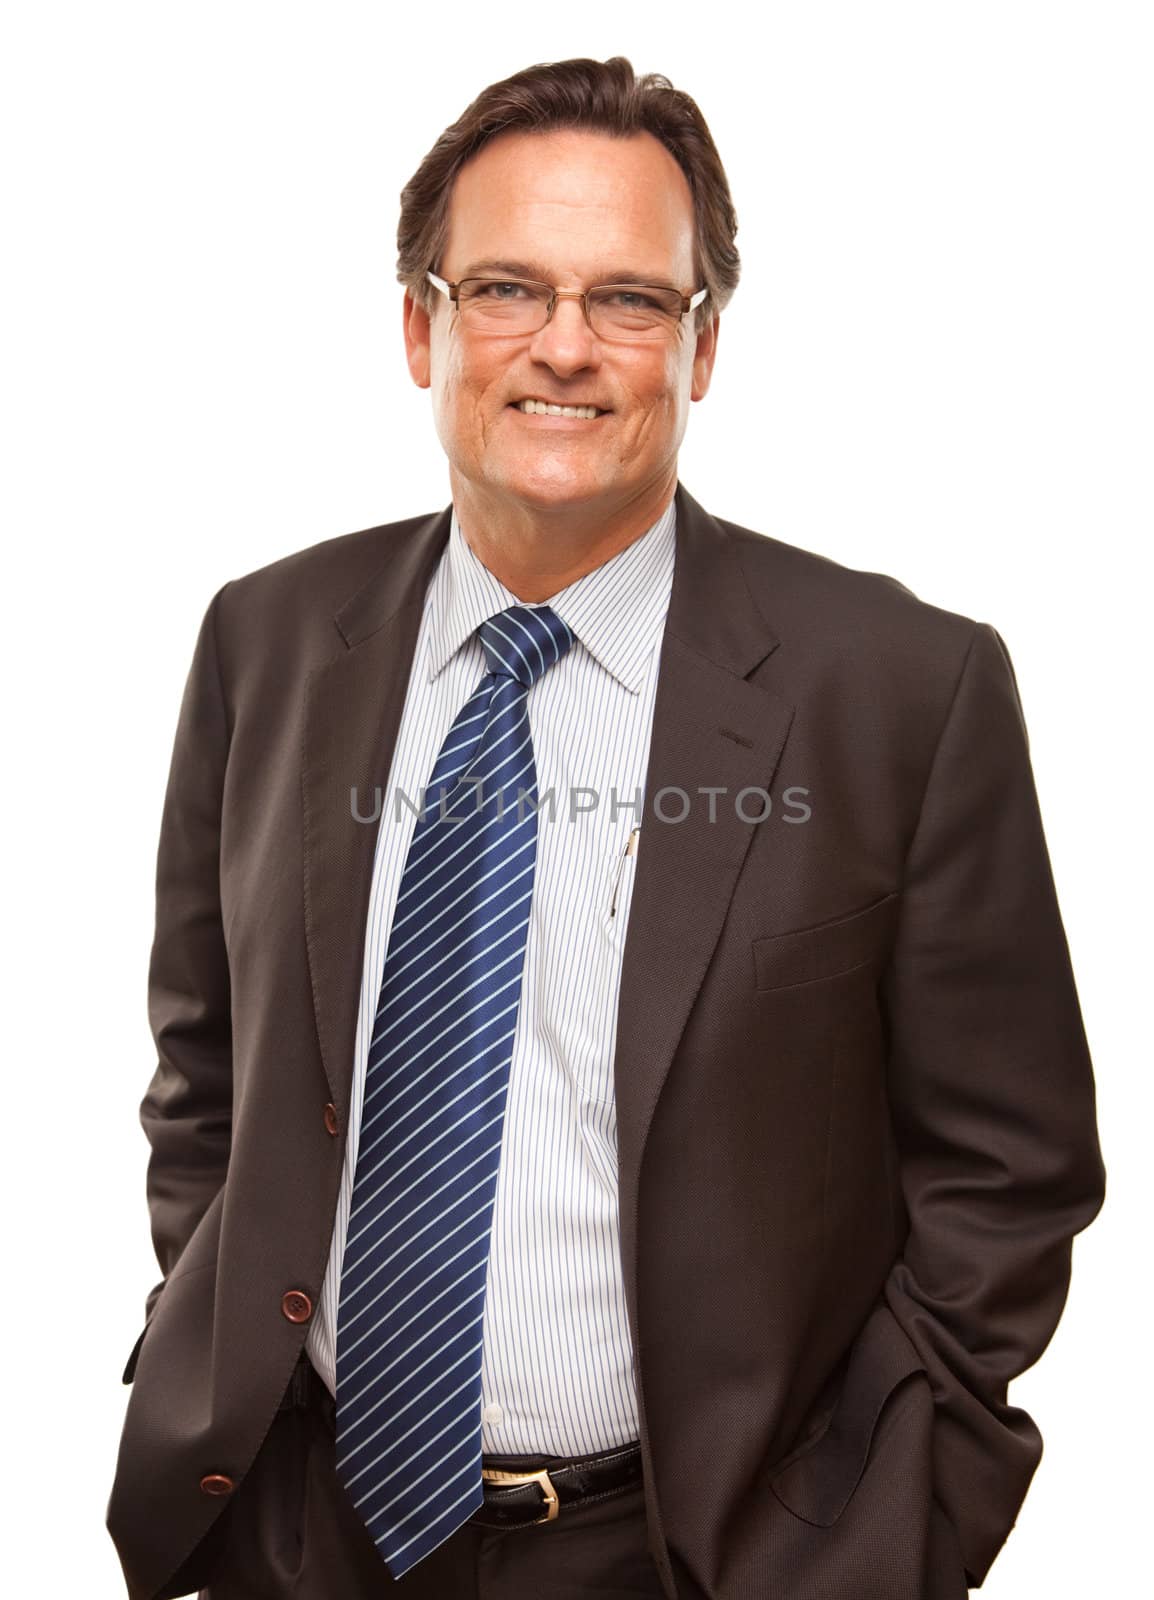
top-left (333, 481), bottom-right (779, 680)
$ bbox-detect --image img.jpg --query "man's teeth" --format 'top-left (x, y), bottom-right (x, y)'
top-left (516, 400), bottom-right (602, 418)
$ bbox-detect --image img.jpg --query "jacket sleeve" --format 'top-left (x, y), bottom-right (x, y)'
top-left (134, 582), bottom-right (235, 1340)
top-left (880, 621), bottom-right (1106, 1587)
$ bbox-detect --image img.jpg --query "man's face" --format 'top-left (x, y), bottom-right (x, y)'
top-left (404, 128), bottom-right (718, 520)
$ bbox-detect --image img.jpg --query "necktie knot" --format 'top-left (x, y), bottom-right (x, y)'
top-left (478, 603), bottom-right (574, 689)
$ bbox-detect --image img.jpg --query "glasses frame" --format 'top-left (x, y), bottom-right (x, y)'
top-left (425, 270), bottom-right (708, 340)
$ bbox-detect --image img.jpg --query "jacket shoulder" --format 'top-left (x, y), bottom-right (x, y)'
top-left (202, 508), bottom-right (441, 665)
top-left (719, 515), bottom-right (984, 666)
top-left (218, 508), bottom-right (441, 614)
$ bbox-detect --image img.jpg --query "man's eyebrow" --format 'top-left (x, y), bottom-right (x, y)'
top-left (458, 258), bottom-right (684, 292)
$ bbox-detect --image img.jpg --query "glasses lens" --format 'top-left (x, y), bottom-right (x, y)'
top-left (456, 279), bottom-right (551, 334)
top-left (453, 278), bottom-right (685, 340)
top-left (589, 286), bottom-right (683, 339)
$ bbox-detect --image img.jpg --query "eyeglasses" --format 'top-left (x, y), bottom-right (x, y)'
top-left (425, 270), bottom-right (708, 343)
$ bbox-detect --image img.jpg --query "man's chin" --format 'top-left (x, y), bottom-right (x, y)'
top-left (477, 466), bottom-right (613, 514)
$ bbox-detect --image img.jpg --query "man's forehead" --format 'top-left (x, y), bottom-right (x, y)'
top-left (442, 128), bottom-right (696, 277)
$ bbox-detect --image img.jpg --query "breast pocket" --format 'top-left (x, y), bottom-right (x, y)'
top-left (752, 892), bottom-right (900, 992)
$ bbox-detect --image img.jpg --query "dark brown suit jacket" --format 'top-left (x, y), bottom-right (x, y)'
top-left (107, 482), bottom-right (1105, 1599)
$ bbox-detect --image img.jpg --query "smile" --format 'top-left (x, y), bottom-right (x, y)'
top-left (511, 399), bottom-right (607, 419)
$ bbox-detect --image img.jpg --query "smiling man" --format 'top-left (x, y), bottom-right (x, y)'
top-left (108, 55), bottom-right (1104, 1600)
top-left (404, 124), bottom-right (716, 598)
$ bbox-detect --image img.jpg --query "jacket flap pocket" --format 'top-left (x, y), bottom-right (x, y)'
top-left (770, 1299), bottom-right (926, 1526)
top-left (752, 892), bottom-right (899, 991)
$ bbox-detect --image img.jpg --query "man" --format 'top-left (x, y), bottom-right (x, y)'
top-left (107, 54), bottom-right (1105, 1600)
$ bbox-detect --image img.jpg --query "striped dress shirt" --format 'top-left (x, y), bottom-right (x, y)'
top-left (307, 493), bottom-right (677, 1455)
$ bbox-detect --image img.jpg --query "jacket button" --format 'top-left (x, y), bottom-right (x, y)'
top-left (323, 1102), bottom-right (339, 1136)
top-left (282, 1290), bottom-right (313, 1324)
top-left (200, 1473), bottom-right (235, 1496)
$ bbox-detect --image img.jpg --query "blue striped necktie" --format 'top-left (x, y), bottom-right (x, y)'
top-left (334, 601), bottom-right (575, 1579)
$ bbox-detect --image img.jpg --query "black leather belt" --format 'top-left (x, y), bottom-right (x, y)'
top-left (472, 1439), bottom-right (644, 1529)
top-left (280, 1356), bottom-right (642, 1530)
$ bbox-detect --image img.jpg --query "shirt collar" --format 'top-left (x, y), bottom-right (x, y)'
top-left (425, 496), bottom-right (677, 695)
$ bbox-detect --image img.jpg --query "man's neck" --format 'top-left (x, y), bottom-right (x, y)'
top-left (449, 471), bottom-right (677, 602)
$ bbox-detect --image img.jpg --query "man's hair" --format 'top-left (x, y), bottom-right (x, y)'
top-left (397, 55), bottom-right (739, 336)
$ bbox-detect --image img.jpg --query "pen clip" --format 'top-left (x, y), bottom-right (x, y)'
top-left (609, 826), bottom-right (641, 919)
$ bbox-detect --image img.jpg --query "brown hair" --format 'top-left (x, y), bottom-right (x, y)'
top-left (397, 56), bottom-right (739, 335)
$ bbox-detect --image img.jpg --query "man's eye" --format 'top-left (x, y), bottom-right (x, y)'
top-left (476, 281), bottom-right (528, 299)
top-left (607, 289), bottom-right (661, 309)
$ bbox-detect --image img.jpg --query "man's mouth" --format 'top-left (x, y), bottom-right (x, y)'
top-left (508, 398), bottom-right (609, 419)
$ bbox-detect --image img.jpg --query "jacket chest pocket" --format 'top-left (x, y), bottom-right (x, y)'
top-left (751, 892), bottom-right (899, 992)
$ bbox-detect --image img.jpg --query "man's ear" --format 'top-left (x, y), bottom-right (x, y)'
top-left (691, 311), bottom-right (720, 403)
top-left (403, 292), bottom-right (432, 390)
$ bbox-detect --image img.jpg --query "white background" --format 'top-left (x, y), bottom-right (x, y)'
top-left (3, 3), bottom-right (1148, 1594)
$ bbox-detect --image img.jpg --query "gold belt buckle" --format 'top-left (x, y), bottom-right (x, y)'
top-left (480, 1464), bottom-right (560, 1524)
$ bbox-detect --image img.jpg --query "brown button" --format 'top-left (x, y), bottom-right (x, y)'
top-left (323, 1102), bottom-right (339, 1136)
top-left (200, 1473), bottom-right (235, 1496)
top-left (281, 1290), bottom-right (313, 1324)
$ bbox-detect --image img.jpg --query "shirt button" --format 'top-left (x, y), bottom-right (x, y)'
top-left (482, 1403), bottom-right (503, 1425)
top-left (281, 1290), bottom-right (313, 1324)
top-left (199, 1473), bottom-right (235, 1496)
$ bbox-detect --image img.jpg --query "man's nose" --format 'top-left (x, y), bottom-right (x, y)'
top-left (528, 294), bottom-right (601, 373)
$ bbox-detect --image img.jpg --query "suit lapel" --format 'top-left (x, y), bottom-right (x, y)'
top-left (300, 483), bottom-right (794, 1222)
top-left (301, 505), bottom-right (451, 1115)
top-left (610, 484), bottom-right (793, 1336)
